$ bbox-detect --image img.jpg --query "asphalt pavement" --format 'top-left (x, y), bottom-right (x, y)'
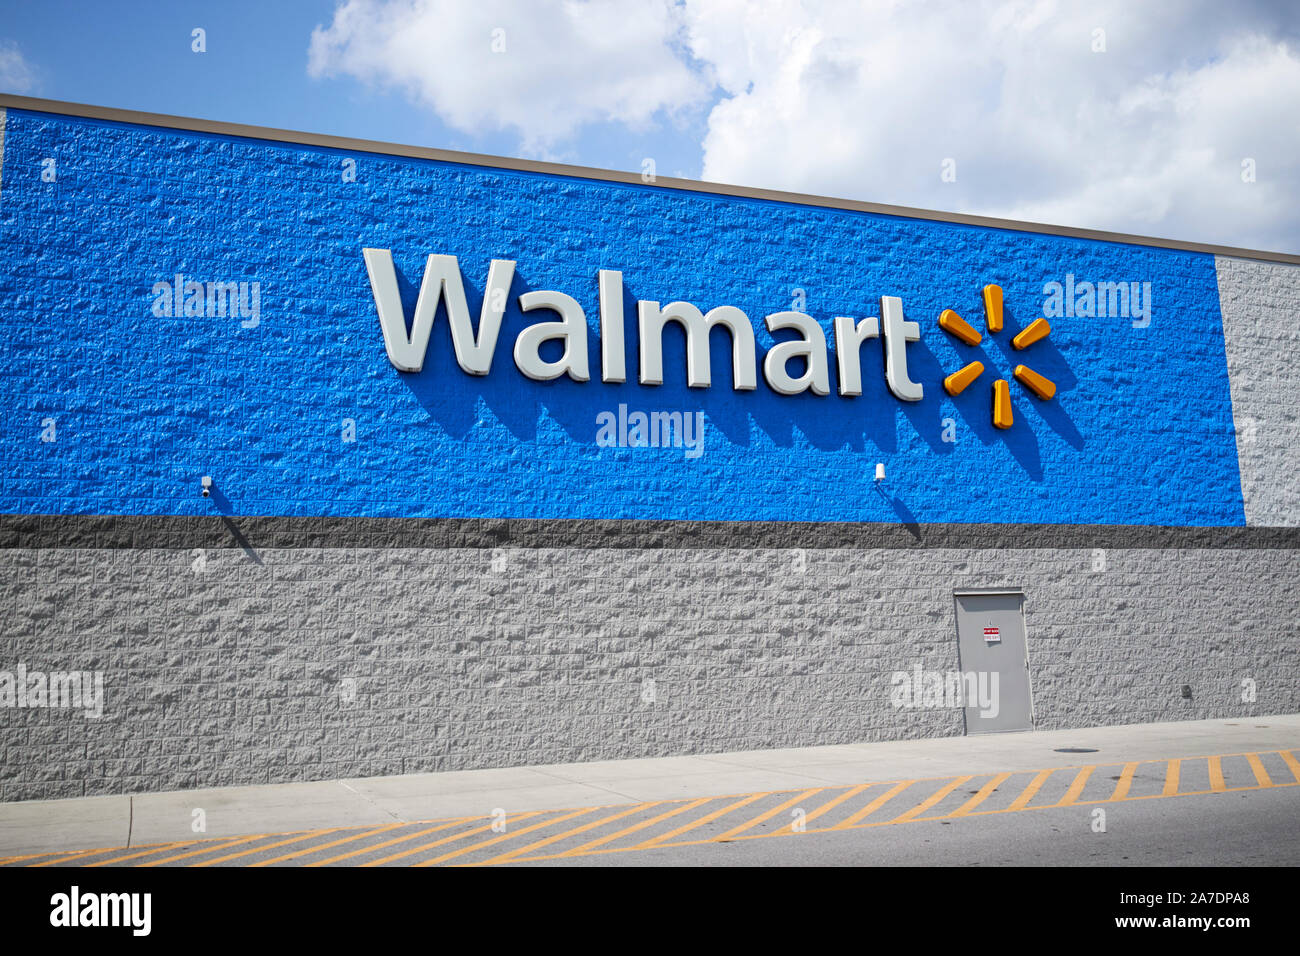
top-left (2, 714), bottom-right (1297, 866)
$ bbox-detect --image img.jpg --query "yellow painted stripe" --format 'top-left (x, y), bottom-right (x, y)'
top-left (892, 775), bottom-right (974, 822)
top-left (24, 815), bottom-right (478, 870)
top-left (138, 834), bottom-right (268, 867)
top-left (1208, 756), bottom-right (1226, 792)
top-left (637, 792), bottom-right (767, 847)
top-left (1246, 752), bottom-right (1273, 788)
top-left (472, 802), bottom-right (660, 866)
top-left (29, 845), bottom-right (179, 868)
top-left (78, 841), bottom-right (209, 868)
top-left (712, 789), bottom-right (821, 843)
top-left (558, 797), bottom-right (713, 856)
top-left (1056, 766), bottom-right (1096, 806)
top-left (306, 818), bottom-right (476, 867)
top-left (519, 780), bottom-right (1300, 866)
top-left (1109, 762), bottom-right (1139, 801)
top-left (15, 835), bottom-right (230, 867)
top-left (24, 849), bottom-right (104, 867)
top-left (834, 780), bottom-right (913, 828)
top-left (951, 772), bottom-right (1013, 816)
top-left (10, 850), bottom-right (64, 866)
top-left (768, 783), bottom-right (871, 836)
top-left (1280, 750), bottom-right (1300, 784)
top-left (471, 767), bottom-right (1300, 866)
top-left (195, 827), bottom-right (349, 867)
top-left (636, 792), bottom-right (767, 849)
top-left (245, 823), bottom-right (407, 867)
top-left (1163, 759), bottom-right (1181, 796)
top-left (1006, 769), bottom-right (1054, 811)
top-left (360, 812), bottom-right (546, 868)
top-left (413, 808), bottom-right (596, 867)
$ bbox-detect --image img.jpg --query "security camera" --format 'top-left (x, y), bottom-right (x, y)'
top-left (201, 476), bottom-right (213, 498)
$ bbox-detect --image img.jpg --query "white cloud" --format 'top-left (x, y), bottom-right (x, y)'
top-left (0, 40), bottom-right (36, 94)
top-left (682, 0), bottom-right (1300, 251)
top-left (307, 0), bottom-right (711, 154)
top-left (306, 0), bottom-right (1300, 250)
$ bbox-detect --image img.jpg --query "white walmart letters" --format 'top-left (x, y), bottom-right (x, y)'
top-left (362, 249), bottom-right (922, 400)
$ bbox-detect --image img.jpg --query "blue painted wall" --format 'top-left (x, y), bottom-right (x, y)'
top-left (0, 107), bottom-right (1244, 525)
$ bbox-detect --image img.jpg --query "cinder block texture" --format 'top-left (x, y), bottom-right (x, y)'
top-left (0, 106), bottom-right (1249, 526)
top-left (1217, 255), bottom-right (1300, 526)
top-left (1, 544), bottom-right (1295, 801)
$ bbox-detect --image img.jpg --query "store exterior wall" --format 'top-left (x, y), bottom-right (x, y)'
top-left (0, 97), bottom-right (1297, 801)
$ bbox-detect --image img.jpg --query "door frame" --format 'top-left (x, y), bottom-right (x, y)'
top-left (951, 588), bottom-right (1036, 735)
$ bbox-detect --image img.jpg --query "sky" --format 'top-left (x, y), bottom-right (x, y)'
top-left (1, 0), bottom-right (1298, 253)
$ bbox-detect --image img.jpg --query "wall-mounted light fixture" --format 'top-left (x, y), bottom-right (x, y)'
top-left (875, 463), bottom-right (886, 483)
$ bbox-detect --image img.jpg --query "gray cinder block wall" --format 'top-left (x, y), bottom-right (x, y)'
top-left (1, 535), bottom-right (1297, 802)
top-left (1218, 256), bottom-right (1300, 526)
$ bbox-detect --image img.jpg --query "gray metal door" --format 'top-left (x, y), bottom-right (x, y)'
top-left (953, 590), bottom-right (1034, 734)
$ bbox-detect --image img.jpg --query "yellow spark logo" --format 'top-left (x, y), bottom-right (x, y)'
top-left (938, 284), bottom-right (1055, 429)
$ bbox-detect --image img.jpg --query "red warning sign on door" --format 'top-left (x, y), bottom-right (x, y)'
top-left (983, 625), bottom-right (1001, 643)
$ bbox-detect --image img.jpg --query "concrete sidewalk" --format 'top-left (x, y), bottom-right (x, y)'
top-left (3, 714), bottom-right (1297, 857)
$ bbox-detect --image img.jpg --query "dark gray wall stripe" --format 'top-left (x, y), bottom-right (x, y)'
top-left (0, 514), bottom-right (1297, 550)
